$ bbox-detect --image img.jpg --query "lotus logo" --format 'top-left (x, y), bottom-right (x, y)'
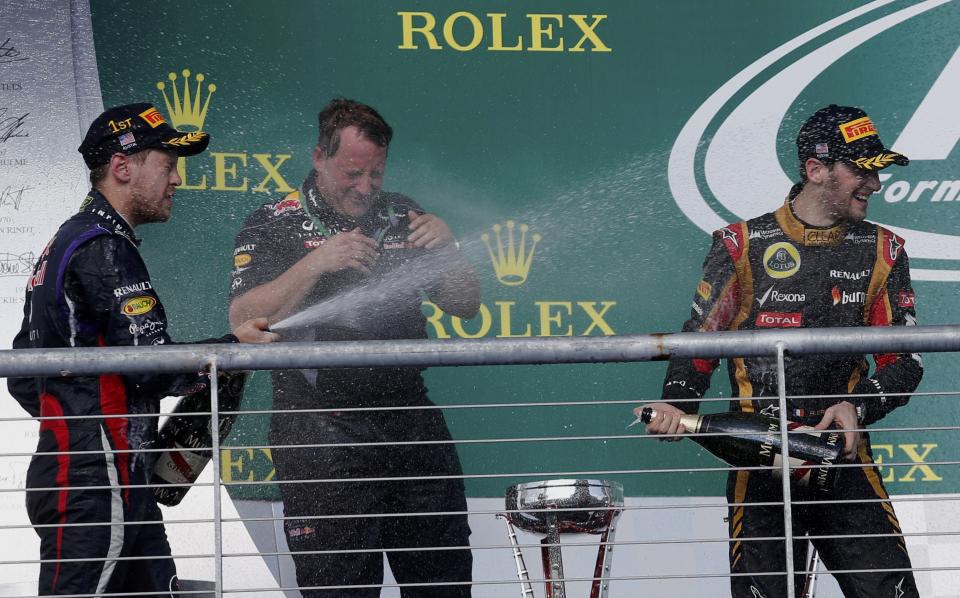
top-left (668, 0), bottom-right (959, 281)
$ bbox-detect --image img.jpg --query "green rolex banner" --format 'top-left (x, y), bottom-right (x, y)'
top-left (87, 0), bottom-right (960, 501)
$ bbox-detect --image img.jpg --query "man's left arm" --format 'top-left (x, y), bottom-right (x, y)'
top-left (407, 211), bottom-right (480, 319)
top-left (815, 240), bottom-right (922, 459)
top-left (850, 241), bottom-right (923, 426)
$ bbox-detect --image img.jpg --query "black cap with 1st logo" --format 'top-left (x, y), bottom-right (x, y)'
top-left (78, 103), bottom-right (210, 168)
top-left (796, 105), bottom-right (908, 171)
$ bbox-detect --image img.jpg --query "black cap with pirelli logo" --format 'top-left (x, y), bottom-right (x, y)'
top-left (797, 104), bottom-right (908, 171)
top-left (78, 103), bottom-right (210, 169)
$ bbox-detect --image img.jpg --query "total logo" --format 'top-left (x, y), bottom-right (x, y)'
top-left (668, 1), bottom-right (960, 282)
top-left (755, 311), bottom-right (802, 328)
top-left (831, 286), bottom-right (866, 306)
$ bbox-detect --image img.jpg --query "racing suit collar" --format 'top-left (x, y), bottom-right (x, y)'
top-left (776, 200), bottom-right (846, 247)
top-left (80, 189), bottom-right (141, 246)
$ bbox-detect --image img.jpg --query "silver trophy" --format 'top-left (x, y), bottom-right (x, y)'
top-left (499, 479), bottom-right (624, 598)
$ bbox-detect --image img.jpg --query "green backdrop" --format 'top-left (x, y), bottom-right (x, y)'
top-left (88, 0), bottom-right (960, 499)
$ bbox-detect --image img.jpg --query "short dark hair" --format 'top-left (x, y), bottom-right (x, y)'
top-left (89, 163), bottom-right (109, 187)
top-left (789, 158), bottom-right (840, 201)
top-left (316, 98), bottom-right (392, 157)
top-left (88, 150), bottom-right (150, 187)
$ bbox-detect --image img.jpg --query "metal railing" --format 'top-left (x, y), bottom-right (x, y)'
top-left (1, 324), bottom-right (959, 598)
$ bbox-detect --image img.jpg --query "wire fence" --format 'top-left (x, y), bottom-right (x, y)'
top-left (1, 326), bottom-right (959, 597)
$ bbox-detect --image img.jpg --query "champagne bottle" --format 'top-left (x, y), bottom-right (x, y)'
top-left (638, 407), bottom-right (843, 494)
top-left (152, 371), bottom-right (247, 506)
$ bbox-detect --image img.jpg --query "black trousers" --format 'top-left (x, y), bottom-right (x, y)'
top-left (726, 438), bottom-right (918, 598)
top-left (28, 425), bottom-right (178, 597)
top-left (271, 408), bottom-right (472, 597)
top-left (30, 489), bottom-right (177, 597)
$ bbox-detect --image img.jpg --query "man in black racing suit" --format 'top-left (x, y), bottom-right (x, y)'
top-left (228, 98), bottom-right (480, 597)
top-left (639, 105), bottom-right (923, 598)
top-left (8, 103), bottom-right (274, 596)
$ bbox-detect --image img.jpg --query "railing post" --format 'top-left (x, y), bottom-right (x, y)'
top-left (775, 342), bottom-right (796, 598)
top-left (209, 358), bottom-right (224, 598)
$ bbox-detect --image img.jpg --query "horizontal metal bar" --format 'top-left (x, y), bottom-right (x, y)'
top-left (4, 494), bottom-right (957, 534)
top-left (2, 529), bottom-right (957, 566)
top-left (8, 421), bottom-right (957, 460)
top-left (1, 324), bottom-right (958, 377)
top-left (7, 388), bottom-right (952, 426)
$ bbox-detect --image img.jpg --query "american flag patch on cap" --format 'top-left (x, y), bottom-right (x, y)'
top-left (119, 132), bottom-right (137, 150)
top-left (815, 142), bottom-right (829, 155)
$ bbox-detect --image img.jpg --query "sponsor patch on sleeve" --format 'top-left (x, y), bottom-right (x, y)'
top-left (121, 296), bottom-right (157, 316)
top-left (696, 279), bottom-right (712, 301)
top-left (896, 290), bottom-right (915, 308)
top-left (717, 223), bottom-right (746, 261)
top-left (113, 281), bottom-right (153, 298)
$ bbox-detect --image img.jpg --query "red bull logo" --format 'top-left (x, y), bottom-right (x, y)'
top-left (273, 197), bottom-right (301, 216)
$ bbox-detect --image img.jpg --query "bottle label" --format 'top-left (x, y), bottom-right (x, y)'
top-left (153, 443), bottom-right (209, 485)
top-left (772, 444), bottom-right (839, 493)
top-left (772, 453), bottom-right (808, 479)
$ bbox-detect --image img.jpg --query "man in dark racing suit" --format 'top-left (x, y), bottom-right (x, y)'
top-left (228, 98), bottom-right (480, 597)
top-left (639, 105), bottom-right (923, 598)
top-left (8, 103), bottom-right (275, 596)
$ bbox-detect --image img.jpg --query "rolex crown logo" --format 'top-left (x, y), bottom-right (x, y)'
top-left (481, 220), bottom-right (541, 286)
top-left (156, 69), bottom-right (216, 131)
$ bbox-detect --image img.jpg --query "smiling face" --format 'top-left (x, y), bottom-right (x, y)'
top-left (312, 126), bottom-right (387, 218)
top-left (798, 157), bottom-right (882, 226)
top-left (821, 161), bottom-right (881, 224)
top-left (127, 149), bottom-right (181, 225)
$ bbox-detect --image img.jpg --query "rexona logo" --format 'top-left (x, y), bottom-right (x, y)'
top-left (755, 285), bottom-right (805, 307)
top-left (423, 220), bottom-right (617, 338)
top-left (668, 1), bottom-right (960, 282)
top-left (154, 69), bottom-right (295, 194)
